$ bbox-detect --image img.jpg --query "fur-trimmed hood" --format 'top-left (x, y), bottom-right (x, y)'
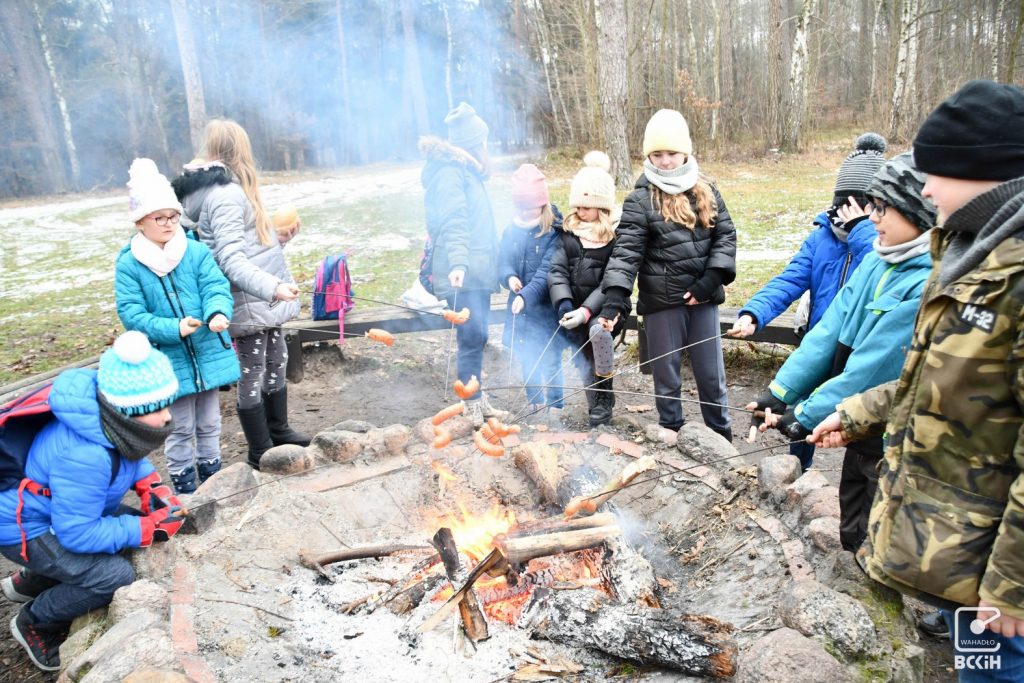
top-left (171, 166), bottom-right (233, 222)
top-left (419, 136), bottom-right (485, 178)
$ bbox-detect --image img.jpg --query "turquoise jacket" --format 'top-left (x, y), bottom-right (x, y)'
top-left (770, 249), bottom-right (932, 429)
top-left (115, 234), bottom-right (239, 396)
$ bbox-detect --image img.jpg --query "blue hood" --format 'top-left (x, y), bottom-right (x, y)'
top-left (49, 369), bottom-right (113, 450)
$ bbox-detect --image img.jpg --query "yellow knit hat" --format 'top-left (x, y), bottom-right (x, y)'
top-left (642, 109), bottom-right (692, 157)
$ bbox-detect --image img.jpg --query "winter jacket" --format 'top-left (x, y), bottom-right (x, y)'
top-left (837, 182), bottom-right (1024, 618)
top-left (548, 231), bottom-right (616, 317)
top-left (115, 235), bottom-right (240, 396)
top-left (602, 175), bottom-right (737, 316)
top-left (0, 369), bottom-right (153, 552)
top-left (740, 211), bottom-right (876, 333)
top-left (769, 250), bottom-right (931, 430)
top-left (173, 166), bottom-right (299, 338)
top-left (419, 137), bottom-right (498, 300)
top-left (498, 207), bottom-right (563, 347)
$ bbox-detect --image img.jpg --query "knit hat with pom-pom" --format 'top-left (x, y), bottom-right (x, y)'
top-left (98, 331), bottom-right (179, 416)
top-left (569, 151), bottom-right (616, 211)
top-left (833, 133), bottom-right (888, 206)
top-left (128, 158), bottom-right (182, 224)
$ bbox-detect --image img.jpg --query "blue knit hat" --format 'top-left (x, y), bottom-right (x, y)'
top-left (445, 102), bottom-right (488, 150)
top-left (98, 331), bottom-right (179, 416)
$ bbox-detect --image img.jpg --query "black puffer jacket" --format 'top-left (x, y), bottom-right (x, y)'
top-left (602, 175), bottom-right (737, 316)
top-left (547, 231), bottom-right (616, 315)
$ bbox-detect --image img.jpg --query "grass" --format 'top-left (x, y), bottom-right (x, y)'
top-left (0, 131), bottom-right (859, 386)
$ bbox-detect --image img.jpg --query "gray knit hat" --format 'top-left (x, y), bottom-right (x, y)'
top-left (833, 133), bottom-right (888, 206)
top-left (866, 152), bottom-right (937, 233)
top-left (445, 102), bottom-right (488, 150)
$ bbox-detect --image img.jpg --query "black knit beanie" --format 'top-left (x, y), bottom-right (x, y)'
top-left (913, 80), bottom-right (1024, 181)
top-left (833, 133), bottom-right (888, 207)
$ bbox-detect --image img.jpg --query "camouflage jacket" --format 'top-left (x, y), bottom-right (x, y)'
top-left (838, 222), bottom-right (1024, 617)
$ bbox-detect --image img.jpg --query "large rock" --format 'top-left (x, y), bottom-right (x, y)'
top-left (807, 517), bottom-right (842, 554)
top-left (122, 670), bottom-right (192, 683)
top-left (800, 486), bottom-right (841, 521)
top-left (309, 430), bottom-right (363, 462)
top-left (64, 609), bottom-right (163, 681)
top-left (108, 580), bottom-right (168, 623)
top-left (643, 424), bottom-right (677, 446)
top-left (736, 627), bottom-right (847, 683)
top-left (783, 470), bottom-right (829, 511)
top-left (75, 627), bottom-right (178, 683)
top-left (260, 444), bottom-right (315, 475)
top-left (331, 419), bottom-right (375, 433)
top-left (779, 580), bottom-right (879, 659)
top-left (891, 644), bottom-right (925, 683)
top-left (415, 415), bottom-right (473, 445)
top-left (757, 454), bottom-right (801, 497)
top-left (129, 537), bottom-right (178, 581)
top-left (179, 494), bottom-right (217, 535)
top-left (60, 611), bottom-right (108, 671)
top-left (195, 462), bottom-right (258, 507)
top-left (381, 424), bottom-right (411, 453)
top-left (676, 423), bottom-right (737, 463)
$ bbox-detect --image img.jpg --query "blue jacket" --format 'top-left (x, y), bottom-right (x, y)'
top-left (0, 370), bottom-right (153, 552)
top-left (498, 207), bottom-right (563, 347)
top-left (741, 212), bottom-right (876, 333)
top-left (115, 234), bottom-right (240, 396)
top-left (770, 249), bottom-right (932, 429)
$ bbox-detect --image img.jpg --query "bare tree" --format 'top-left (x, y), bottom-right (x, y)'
top-left (781, 0), bottom-right (817, 151)
top-left (32, 1), bottom-right (79, 188)
top-left (400, 0), bottom-right (429, 138)
top-left (766, 0), bottom-right (785, 149)
top-left (170, 0), bottom-right (207, 155)
top-left (595, 0), bottom-right (631, 186)
top-left (890, 0), bottom-right (921, 141)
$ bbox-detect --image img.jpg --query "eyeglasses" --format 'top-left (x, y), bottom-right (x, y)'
top-left (868, 198), bottom-right (888, 218)
top-left (149, 212), bottom-right (181, 226)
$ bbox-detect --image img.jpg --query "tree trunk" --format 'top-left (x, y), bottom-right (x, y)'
top-left (781, 0), bottom-right (817, 152)
top-left (993, 0), bottom-right (1008, 79)
top-left (442, 0), bottom-right (455, 111)
top-left (32, 1), bottom-right (79, 189)
top-left (399, 0), bottom-right (430, 138)
top-left (170, 0), bottom-right (208, 155)
top-left (594, 0), bottom-right (631, 187)
top-left (889, 0), bottom-right (921, 141)
top-left (717, 0), bottom-right (734, 141)
top-left (766, 0), bottom-right (785, 149)
top-left (1008, 0), bottom-right (1024, 83)
top-left (334, 0), bottom-right (355, 165)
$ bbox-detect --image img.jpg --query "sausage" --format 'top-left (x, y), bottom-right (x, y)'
top-left (431, 402), bottom-right (465, 425)
top-left (479, 423), bottom-right (501, 445)
top-left (442, 308), bottom-right (471, 325)
top-left (473, 429), bottom-right (505, 457)
top-left (453, 376), bottom-right (480, 400)
top-left (563, 496), bottom-right (598, 519)
top-left (487, 417), bottom-right (516, 438)
top-left (365, 328), bottom-right (395, 346)
top-left (432, 426), bottom-right (452, 449)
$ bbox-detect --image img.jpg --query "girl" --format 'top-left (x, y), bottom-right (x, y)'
top-left (498, 164), bottom-right (563, 421)
top-left (548, 151), bottom-right (622, 427)
top-left (599, 109), bottom-right (737, 440)
top-left (171, 119), bottom-right (306, 470)
top-left (418, 102), bottom-right (503, 426)
top-left (115, 158), bottom-right (239, 493)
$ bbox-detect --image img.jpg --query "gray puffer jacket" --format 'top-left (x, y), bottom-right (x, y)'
top-left (174, 167), bottom-right (299, 338)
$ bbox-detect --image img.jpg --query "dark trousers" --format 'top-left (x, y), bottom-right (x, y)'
top-left (790, 441), bottom-right (816, 471)
top-left (445, 289), bottom-right (491, 400)
top-left (519, 320), bottom-right (564, 408)
top-left (838, 437), bottom-right (883, 552)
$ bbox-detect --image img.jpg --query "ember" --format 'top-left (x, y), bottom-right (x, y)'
top-left (428, 503), bottom-right (515, 562)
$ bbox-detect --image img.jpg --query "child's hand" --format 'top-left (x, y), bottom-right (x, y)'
top-left (727, 314), bottom-right (756, 337)
top-left (560, 308), bottom-right (589, 330)
top-left (598, 315), bottom-right (618, 332)
top-left (208, 314), bottom-right (229, 333)
top-left (809, 412), bottom-right (850, 448)
top-left (179, 317), bottom-right (201, 337)
top-left (448, 269), bottom-right (465, 288)
top-left (274, 283), bottom-right (299, 301)
top-left (511, 296), bottom-right (525, 315)
top-left (508, 276), bottom-right (523, 293)
top-left (837, 196), bottom-right (871, 224)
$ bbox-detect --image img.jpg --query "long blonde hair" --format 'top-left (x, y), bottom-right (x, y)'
top-left (536, 204), bottom-right (555, 236)
top-left (651, 179), bottom-right (718, 230)
top-left (564, 208), bottom-right (616, 244)
top-left (203, 119), bottom-right (272, 246)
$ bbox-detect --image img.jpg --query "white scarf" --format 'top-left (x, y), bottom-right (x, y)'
top-left (643, 156), bottom-right (700, 195)
top-left (131, 227), bottom-right (187, 276)
top-left (873, 230), bottom-right (931, 264)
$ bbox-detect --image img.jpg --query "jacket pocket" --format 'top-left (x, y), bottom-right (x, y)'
top-left (881, 474), bottom-right (1002, 603)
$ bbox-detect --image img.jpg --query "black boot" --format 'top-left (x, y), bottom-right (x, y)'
top-left (712, 426), bottom-right (733, 442)
top-left (237, 404), bottom-right (274, 470)
top-left (263, 388), bottom-right (310, 447)
top-left (589, 376), bottom-right (616, 427)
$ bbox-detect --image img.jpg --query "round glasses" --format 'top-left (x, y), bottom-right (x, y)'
top-left (868, 199), bottom-right (888, 218)
top-left (150, 212), bottom-right (181, 226)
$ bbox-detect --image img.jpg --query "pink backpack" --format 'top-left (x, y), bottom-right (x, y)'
top-left (313, 254), bottom-right (355, 342)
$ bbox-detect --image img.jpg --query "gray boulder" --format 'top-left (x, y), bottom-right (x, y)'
top-left (108, 580), bottom-right (168, 623)
top-left (676, 423), bottom-right (737, 463)
top-left (260, 444), bottom-right (315, 474)
top-left (195, 461), bottom-right (258, 507)
top-left (737, 627), bottom-right (848, 683)
top-left (779, 580), bottom-right (879, 659)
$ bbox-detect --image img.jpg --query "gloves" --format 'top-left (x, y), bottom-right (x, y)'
top-left (133, 472), bottom-right (162, 515)
top-left (686, 268), bottom-right (725, 305)
top-left (598, 287), bottom-right (631, 322)
top-left (777, 407), bottom-right (812, 441)
top-left (560, 307), bottom-right (591, 330)
top-left (139, 506), bottom-right (185, 546)
top-left (749, 390), bottom-right (788, 432)
top-left (556, 299), bottom-right (574, 320)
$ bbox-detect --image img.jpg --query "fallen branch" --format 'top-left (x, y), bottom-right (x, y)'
top-left (298, 544), bottom-right (432, 570)
top-left (203, 598), bottom-right (293, 622)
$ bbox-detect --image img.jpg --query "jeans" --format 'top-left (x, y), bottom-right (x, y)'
top-left (942, 608), bottom-right (1024, 682)
top-left (518, 319), bottom-right (563, 408)
top-left (0, 530), bottom-right (135, 629)
top-left (790, 440), bottom-right (816, 470)
top-left (445, 289), bottom-right (491, 400)
top-left (235, 328), bottom-right (287, 409)
top-left (165, 388), bottom-right (222, 474)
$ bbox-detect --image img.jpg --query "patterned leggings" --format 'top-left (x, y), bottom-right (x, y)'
top-left (234, 329), bottom-right (287, 409)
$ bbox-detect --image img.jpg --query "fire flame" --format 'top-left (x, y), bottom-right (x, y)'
top-left (430, 503), bottom-right (515, 562)
top-left (430, 460), bottom-right (458, 482)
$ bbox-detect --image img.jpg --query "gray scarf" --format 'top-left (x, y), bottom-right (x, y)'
top-left (643, 157), bottom-right (700, 195)
top-left (938, 178), bottom-right (1024, 285)
top-left (98, 393), bottom-right (173, 462)
top-left (873, 230), bottom-right (931, 264)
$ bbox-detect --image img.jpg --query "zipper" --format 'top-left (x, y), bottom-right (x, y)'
top-left (159, 272), bottom-right (205, 392)
top-left (839, 250), bottom-right (854, 287)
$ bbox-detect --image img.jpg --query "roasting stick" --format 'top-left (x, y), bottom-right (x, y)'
top-left (505, 324), bottom-right (564, 415)
top-left (442, 288), bottom-right (459, 400)
top-left (506, 312), bottom-right (517, 405)
top-left (300, 289), bottom-right (447, 318)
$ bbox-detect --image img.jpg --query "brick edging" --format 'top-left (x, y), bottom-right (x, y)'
top-left (171, 562), bottom-right (216, 683)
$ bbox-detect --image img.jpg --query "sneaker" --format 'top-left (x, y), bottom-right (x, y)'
top-left (2, 570), bottom-right (54, 604)
top-left (917, 610), bottom-right (949, 639)
top-left (479, 394), bottom-right (509, 419)
top-left (463, 399), bottom-right (484, 427)
top-left (11, 608), bottom-right (61, 671)
top-left (546, 407), bottom-right (565, 431)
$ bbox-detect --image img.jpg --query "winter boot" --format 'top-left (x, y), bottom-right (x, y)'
top-left (196, 458), bottom-right (222, 483)
top-left (2, 570), bottom-right (57, 604)
top-left (169, 465), bottom-right (198, 495)
top-left (10, 607), bottom-right (61, 671)
top-left (237, 404), bottom-right (274, 470)
top-left (588, 376), bottom-right (616, 427)
top-left (263, 389), bottom-right (310, 447)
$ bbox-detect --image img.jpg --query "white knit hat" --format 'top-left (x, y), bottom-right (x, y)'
top-left (569, 151), bottom-right (616, 211)
top-left (128, 158), bottom-right (182, 224)
top-left (643, 109), bottom-right (693, 157)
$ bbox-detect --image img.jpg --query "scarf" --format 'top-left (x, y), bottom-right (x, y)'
top-left (643, 156), bottom-right (700, 195)
top-left (98, 393), bottom-right (174, 462)
top-left (938, 178), bottom-right (1024, 285)
top-left (873, 230), bottom-right (931, 264)
top-left (512, 212), bottom-right (541, 229)
top-left (131, 227), bottom-right (187, 277)
top-left (825, 207), bottom-right (849, 243)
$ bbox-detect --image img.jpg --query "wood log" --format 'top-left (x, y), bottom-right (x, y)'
top-left (363, 552), bottom-right (442, 614)
top-left (564, 456), bottom-right (657, 519)
top-left (430, 527), bottom-right (489, 642)
top-left (511, 442), bottom-right (561, 505)
top-left (497, 525), bottom-right (620, 565)
top-left (522, 588), bottom-right (736, 678)
top-left (387, 574), bottom-right (446, 616)
top-left (298, 544), bottom-right (431, 571)
top-left (507, 513), bottom-right (616, 539)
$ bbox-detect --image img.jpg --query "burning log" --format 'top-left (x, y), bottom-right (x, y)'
top-left (564, 456), bottom-right (658, 519)
top-left (507, 512), bottom-right (616, 538)
top-left (298, 544), bottom-right (432, 571)
top-left (428, 527), bottom-right (490, 642)
top-left (363, 552), bottom-right (442, 615)
top-left (497, 524), bottom-right (620, 566)
top-left (522, 588), bottom-right (737, 678)
top-left (511, 442), bottom-right (561, 506)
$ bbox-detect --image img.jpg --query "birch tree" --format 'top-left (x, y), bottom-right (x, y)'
top-left (170, 0), bottom-right (207, 155)
top-left (889, 0), bottom-right (921, 141)
top-left (32, 1), bottom-right (79, 188)
top-left (781, 0), bottom-right (817, 151)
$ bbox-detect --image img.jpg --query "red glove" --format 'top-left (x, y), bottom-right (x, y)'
top-left (134, 472), bottom-right (181, 516)
top-left (133, 472), bottom-right (161, 514)
top-left (139, 507), bottom-right (185, 547)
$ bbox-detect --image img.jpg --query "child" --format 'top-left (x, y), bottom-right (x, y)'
top-left (171, 120), bottom-right (307, 470)
top-left (418, 102), bottom-right (503, 425)
top-left (599, 109), bottom-right (736, 440)
top-left (548, 151), bottom-right (622, 427)
top-left (1, 332), bottom-right (186, 672)
top-left (115, 159), bottom-right (239, 494)
top-left (728, 133), bottom-right (885, 468)
top-left (751, 152), bottom-right (935, 552)
top-left (498, 164), bottom-right (564, 421)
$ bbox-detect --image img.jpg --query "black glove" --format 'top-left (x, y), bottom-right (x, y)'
top-left (750, 390), bottom-right (787, 431)
top-left (556, 299), bottom-right (574, 319)
top-left (598, 287), bottom-right (631, 322)
top-left (686, 268), bottom-right (725, 305)
top-left (776, 407), bottom-right (811, 441)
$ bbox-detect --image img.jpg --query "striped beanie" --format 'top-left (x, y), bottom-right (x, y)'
top-left (98, 332), bottom-right (179, 416)
top-left (833, 133), bottom-right (888, 206)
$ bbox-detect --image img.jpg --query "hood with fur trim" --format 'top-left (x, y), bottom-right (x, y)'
top-left (171, 166), bottom-right (233, 222)
top-left (419, 136), bottom-right (485, 180)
